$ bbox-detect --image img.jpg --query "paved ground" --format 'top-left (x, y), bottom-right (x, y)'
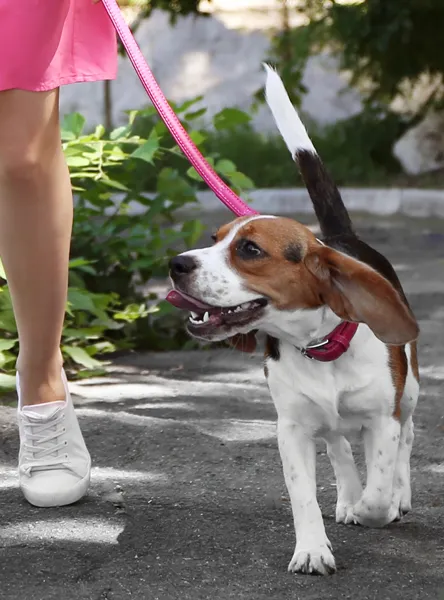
top-left (1, 214), bottom-right (444, 600)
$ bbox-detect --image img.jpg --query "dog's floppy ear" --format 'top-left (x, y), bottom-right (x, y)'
top-left (226, 332), bottom-right (258, 353)
top-left (305, 246), bottom-right (419, 345)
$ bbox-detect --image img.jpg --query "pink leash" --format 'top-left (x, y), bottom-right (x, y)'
top-left (101, 0), bottom-right (359, 362)
top-left (101, 0), bottom-right (257, 218)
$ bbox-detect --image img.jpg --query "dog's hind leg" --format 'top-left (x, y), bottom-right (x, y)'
top-left (352, 415), bottom-right (401, 527)
top-left (388, 415), bottom-right (414, 522)
top-left (325, 434), bottom-right (362, 524)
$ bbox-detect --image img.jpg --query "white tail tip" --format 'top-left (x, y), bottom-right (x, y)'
top-left (263, 63), bottom-right (316, 156)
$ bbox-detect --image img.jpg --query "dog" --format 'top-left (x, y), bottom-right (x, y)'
top-left (166, 66), bottom-right (420, 576)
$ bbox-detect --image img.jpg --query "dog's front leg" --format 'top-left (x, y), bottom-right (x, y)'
top-left (277, 419), bottom-right (336, 575)
top-left (325, 434), bottom-right (362, 524)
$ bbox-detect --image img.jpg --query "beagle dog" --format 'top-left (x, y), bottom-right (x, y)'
top-left (167, 66), bottom-right (420, 576)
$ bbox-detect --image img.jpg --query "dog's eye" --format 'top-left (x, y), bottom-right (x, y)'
top-left (211, 232), bottom-right (217, 243)
top-left (236, 238), bottom-right (266, 260)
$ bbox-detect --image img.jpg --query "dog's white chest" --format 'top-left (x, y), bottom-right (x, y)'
top-left (266, 327), bottom-right (395, 435)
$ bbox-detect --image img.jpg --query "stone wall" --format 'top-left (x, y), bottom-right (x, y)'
top-left (59, 0), bottom-right (443, 176)
top-left (59, 3), bottom-right (362, 132)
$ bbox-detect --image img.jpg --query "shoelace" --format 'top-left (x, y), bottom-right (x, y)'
top-left (20, 412), bottom-right (71, 477)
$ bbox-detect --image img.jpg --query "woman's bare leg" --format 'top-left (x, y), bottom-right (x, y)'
top-left (0, 88), bottom-right (71, 406)
top-left (0, 89), bottom-right (90, 507)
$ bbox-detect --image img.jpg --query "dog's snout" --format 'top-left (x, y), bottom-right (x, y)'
top-left (169, 255), bottom-right (197, 277)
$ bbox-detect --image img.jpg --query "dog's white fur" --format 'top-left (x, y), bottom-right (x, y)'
top-left (173, 68), bottom-right (419, 575)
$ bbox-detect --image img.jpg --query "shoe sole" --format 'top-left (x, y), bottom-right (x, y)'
top-left (21, 465), bottom-right (91, 508)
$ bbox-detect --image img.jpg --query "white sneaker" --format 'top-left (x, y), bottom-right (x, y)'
top-left (17, 369), bottom-right (91, 507)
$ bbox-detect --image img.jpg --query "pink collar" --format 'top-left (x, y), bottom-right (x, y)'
top-left (298, 322), bottom-right (359, 362)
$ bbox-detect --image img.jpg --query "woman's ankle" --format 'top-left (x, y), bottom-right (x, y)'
top-left (16, 357), bottom-right (65, 406)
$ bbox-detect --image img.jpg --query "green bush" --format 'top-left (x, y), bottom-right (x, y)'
top-left (0, 100), bottom-right (255, 391)
top-left (203, 109), bottom-right (404, 188)
top-left (120, 101), bottom-right (405, 190)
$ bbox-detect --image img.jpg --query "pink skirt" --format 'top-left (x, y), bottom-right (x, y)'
top-left (0, 0), bottom-right (117, 92)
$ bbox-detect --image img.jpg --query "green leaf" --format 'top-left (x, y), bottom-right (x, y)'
top-left (106, 148), bottom-right (127, 164)
top-left (61, 113), bottom-right (86, 138)
top-left (0, 349), bottom-right (16, 370)
top-left (69, 171), bottom-right (98, 179)
top-left (68, 288), bottom-right (97, 314)
top-left (74, 368), bottom-right (108, 379)
top-left (101, 177), bottom-right (130, 191)
top-left (94, 125), bottom-right (106, 139)
top-left (215, 159), bottom-right (236, 175)
top-left (182, 219), bottom-right (205, 246)
top-left (127, 109), bottom-right (139, 125)
top-left (114, 303), bottom-right (148, 322)
top-left (0, 339), bottom-right (17, 351)
top-left (0, 372), bottom-right (16, 392)
top-left (153, 300), bottom-right (179, 316)
top-left (175, 96), bottom-right (204, 114)
top-left (0, 258), bottom-right (6, 280)
top-left (131, 131), bottom-right (160, 164)
top-left (189, 130), bottom-right (206, 145)
top-left (69, 258), bottom-right (97, 275)
top-left (62, 345), bottom-right (102, 369)
top-left (157, 167), bottom-right (196, 199)
top-left (110, 125), bottom-right (132, 140)
top-left (186, 166), bottom-right (203, 182)
top-left (213, 108), bottom-right (251, 131)
top-left (228, 171), bottom-right (255, 190)
top-left (66, 156), bottom-right (92, 168)
top-left (61, 130), bottom-right (76, 142)
top-left (63, 326), bottom-right (104, 340)
top-left (64, 143), bottom-right (98, 156)
top-left (185, 108), bottom-right (207, 121)
top-left (89, 341), bottom-right (116, 355)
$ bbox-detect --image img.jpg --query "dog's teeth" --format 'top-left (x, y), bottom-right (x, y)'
top-left (240, 302), bottom-right (250, 310)
top-left (190, 312), bottom-right (199, 319)
top-left (203, 312), bottom-right (209, 323)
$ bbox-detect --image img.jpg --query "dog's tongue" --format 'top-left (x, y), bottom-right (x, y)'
top-left (166, 290), bottom-right (212, 311)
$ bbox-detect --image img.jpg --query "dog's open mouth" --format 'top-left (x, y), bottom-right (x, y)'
top-left (166, 290), bottom-right (268, 336)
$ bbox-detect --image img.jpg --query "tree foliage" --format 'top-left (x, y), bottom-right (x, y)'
top-left (118, 0), bottom-right (208, 21)
top-left (294, 0), bottom-right (444, 116)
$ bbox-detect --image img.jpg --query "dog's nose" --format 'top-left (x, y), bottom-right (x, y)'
top-left (169, 255), bottom-right (197, 276)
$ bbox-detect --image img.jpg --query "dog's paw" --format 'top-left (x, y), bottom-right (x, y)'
top-left (388, 493), bottom-right (412, 523)
top-left (288, 545), bottom-right (336, 576)
top-left (336, 502), bottom-right (358, 525)
top-left (398, 480), bottom-right (412, 516)
top-left (387, 505), bottom-right (402, 523)
top-left (352, 496), bottom-right (392, 528)
top-left (400, 496), bottom-right (412, 516)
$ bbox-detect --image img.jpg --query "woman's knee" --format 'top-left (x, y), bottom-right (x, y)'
top-left (0, 147), bottom-right (45, 182)
top-left (0, 89), bottom-right (61, 181)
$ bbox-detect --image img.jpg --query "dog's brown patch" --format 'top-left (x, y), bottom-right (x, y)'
top-left (410, 341), bottom-right (419, 382)
top-left (387, 346), bottom-right (408, 419)
top-left (227, 218), bottom-right (322, 310)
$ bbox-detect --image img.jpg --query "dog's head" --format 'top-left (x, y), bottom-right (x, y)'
top-left (168, 215), bottom-right (418, 350)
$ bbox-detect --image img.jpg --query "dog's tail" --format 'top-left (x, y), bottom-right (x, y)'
top-left (264, 64), bottom-right (354, 238)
